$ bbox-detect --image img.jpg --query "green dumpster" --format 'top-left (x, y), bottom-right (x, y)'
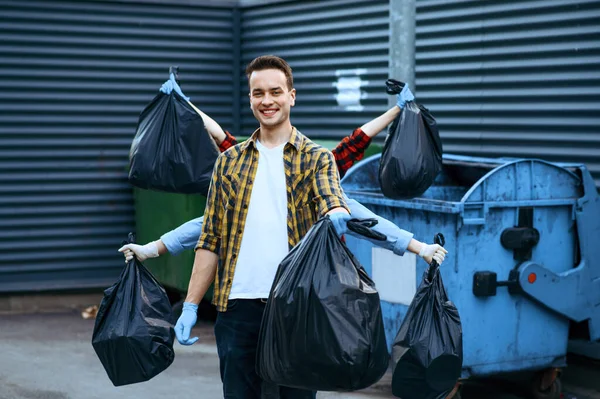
top-left (133, 188), bottom-right (212, 302)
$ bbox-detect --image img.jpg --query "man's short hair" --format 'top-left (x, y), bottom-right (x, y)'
top-left (245, 55), bottom-right (294, 90)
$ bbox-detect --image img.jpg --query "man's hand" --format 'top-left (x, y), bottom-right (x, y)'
top-left (118, 242), bottom-right (159, 263)
top-left (418, 244), bottom-right (448, 265)
top-left (396, 84), bottom-right (414, 109)
top-left (329, 212), bottom-right (352, 237)
top-left (160, 73), bottom-right (190, 101)
top-left (175, 302), bottom-right (199, 345)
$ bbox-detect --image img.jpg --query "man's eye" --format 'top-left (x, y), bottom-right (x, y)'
top-left (253, 92), bottom-right (263, 97)
top-left (272, 91), bottom-right (281, 96)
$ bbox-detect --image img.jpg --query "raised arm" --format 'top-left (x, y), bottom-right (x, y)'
top-left (359, 106), bottom-right (401, 138)
top-left (331, 84), bottom-right (415, 178)
top-left (330, 107), bottom-right (399, 179)
top-left (187, 101), bottom-right (227, 145)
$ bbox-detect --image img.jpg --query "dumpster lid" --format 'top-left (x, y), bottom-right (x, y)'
top-left (342, 153), bottom-right (583, 207)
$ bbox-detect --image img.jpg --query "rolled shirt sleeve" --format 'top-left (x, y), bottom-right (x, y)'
top-left (312, 149), bottom-right (349, 216)
top-left (195, 154), bottom-right (225, 254)
top-left (218, 131), bottom-right (238, 152)
top-left (332, 128), bottom-right (372, 179)
top-left (160, 216), bottom-right (204, 256)
top-left (344, 195), bottom-right (414, 256)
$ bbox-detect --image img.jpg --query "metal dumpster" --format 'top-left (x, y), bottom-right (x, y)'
top-left (341, 153), bottom-right (600, 388)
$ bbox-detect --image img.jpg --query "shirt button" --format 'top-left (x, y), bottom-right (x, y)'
top-left (232, 253), bottom-right (237, 258)
top-left (248, 179), bottom-right (253, 184)
top-left (237, 229), bottom-right (242, 234)
top-left (243, 204), bottom-right (248, 209)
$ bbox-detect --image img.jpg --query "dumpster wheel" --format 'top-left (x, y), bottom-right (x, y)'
top-left (530, 369), bottom-right (562, 399)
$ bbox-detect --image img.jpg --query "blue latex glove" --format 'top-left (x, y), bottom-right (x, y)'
top-left (174, 302), bottom-right (199, 345)
top-left (160, 73), bottom-right (190, 101)
top-left (396, 84), bottom-right (414, 109)
top-left (329, 212), bottom-right (352, 237)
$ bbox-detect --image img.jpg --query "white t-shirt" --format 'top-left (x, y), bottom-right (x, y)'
top-left (229, 140), bottom-right (289, 299)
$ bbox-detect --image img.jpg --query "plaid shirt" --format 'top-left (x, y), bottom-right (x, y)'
top-left (198, 127), bottom-right (349, 311)
top-left (219, 128), bottom-right (372, 178)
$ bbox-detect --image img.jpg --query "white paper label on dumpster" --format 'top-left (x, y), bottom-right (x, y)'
top-left (371, 247), bottom-right (416, 305)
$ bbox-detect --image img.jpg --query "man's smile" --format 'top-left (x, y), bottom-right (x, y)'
top-left (260, 108), bottom-right (278, 117)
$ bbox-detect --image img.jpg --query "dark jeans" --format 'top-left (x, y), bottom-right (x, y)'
top-left (214, 298), bottom-right (316, 399)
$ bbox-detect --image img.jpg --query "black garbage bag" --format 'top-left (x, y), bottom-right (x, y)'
top-left (128, 88), bottom-right (220, 195)
top-left (379, 79), bottom-right (443, 199)
top-left (391, 234), bottom-right (462, 399)
top-left (92, 233), bottom-right (175, 386)
top-left (257, 217), bottom-right (389, 392)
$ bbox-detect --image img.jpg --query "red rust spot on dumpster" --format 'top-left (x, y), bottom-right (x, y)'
top-left (528, 273), bottom-right (537, 284)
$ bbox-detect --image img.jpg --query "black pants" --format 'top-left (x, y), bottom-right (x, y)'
top-left (214, 299), bottom-right (316, 399)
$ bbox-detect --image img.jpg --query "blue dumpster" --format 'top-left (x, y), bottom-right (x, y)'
top-left (341, 153), bottom-right (600, 382)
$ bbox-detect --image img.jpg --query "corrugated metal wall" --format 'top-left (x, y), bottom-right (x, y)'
top-left (239, 0), bottom-right (389, 138)
top-left (0, 0), bottom-right (234, 292)
top-left (3, 0), bottom-right (600, 293)
top-left (415, 0), bottom-right (600, 186)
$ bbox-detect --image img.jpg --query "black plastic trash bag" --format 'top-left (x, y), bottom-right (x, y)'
top-left (257, 217), bottom-right (389, 392)
top-left (92, 233), bottom-right (175, 386)
top-left (379, 79), bottom-right (443, 199)
top-left (391, 234), bottom-right (462, 399)
top-left (128, 87), bottom-right (219, 196)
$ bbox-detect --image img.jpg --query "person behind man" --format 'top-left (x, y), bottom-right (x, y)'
top-left (173, 55), bottom-right (357, 398)
top-left (120, 77), bottom-right (447, 268)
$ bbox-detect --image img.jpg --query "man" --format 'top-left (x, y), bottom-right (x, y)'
top-left (120, 77), bottom-right (447, 267)
top-left (180, 55), bottom-right (356, 398)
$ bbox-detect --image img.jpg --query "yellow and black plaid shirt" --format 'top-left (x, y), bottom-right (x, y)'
top-left (196, 127), bottom-right (348, 311)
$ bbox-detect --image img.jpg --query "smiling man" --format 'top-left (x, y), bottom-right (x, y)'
top-left (174, 55), bottom-right (350, 399)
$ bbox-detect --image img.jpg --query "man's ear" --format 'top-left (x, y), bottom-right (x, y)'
top-left (290, 88), bottom-right (296, 107)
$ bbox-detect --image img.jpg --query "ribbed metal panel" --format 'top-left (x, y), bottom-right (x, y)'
top-left (240, 0), bottom-right (389, 139)
top-left (0, 0), bottom-right (234, 292)
top-left (416, 0), bottom-right (600, 186)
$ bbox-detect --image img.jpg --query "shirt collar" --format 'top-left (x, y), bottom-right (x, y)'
top-left (241, 127), bottom-right (302, 152)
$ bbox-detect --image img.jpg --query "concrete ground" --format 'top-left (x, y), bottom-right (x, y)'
top-left (0, 312), bottom-right (391, 399)
top-left (1, 308), bottom-right (599, 399)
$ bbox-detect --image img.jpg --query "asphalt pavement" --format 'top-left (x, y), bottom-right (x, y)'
top-left (0, 311), bottom-right (599, 399)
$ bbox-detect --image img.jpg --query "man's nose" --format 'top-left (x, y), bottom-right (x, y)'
top-left (261, 93), bottom-right (274, 105)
